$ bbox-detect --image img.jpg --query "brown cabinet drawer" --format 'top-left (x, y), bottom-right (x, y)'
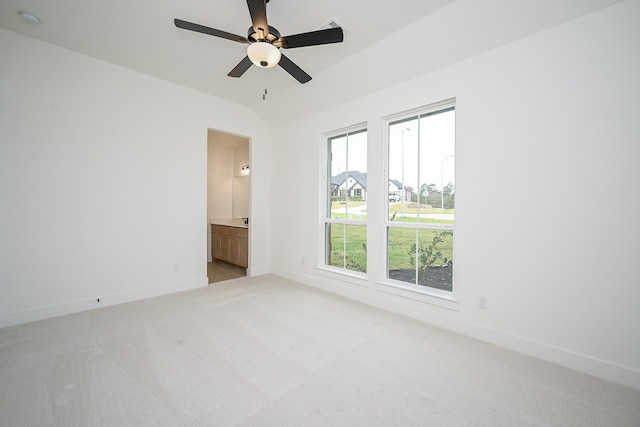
top-left (231, 227), bottom-right (248, 238)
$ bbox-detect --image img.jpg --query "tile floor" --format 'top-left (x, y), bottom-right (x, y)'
top-left (207, 259), bottom-right (247, 283)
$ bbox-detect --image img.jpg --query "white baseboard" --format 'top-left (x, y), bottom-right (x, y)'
top-left (0, 276), bottom-right (208, 329)
top-left (248, 265), bottom-right (270, 277)
top-left (272, 267), bottom-right (640, 391)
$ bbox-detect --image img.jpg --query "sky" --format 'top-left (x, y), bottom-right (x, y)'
top-left (389, 109), bottom-right (455, 193)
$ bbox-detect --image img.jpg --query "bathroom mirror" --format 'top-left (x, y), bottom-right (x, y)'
top-left (233, 175), bottom-right (250, 219)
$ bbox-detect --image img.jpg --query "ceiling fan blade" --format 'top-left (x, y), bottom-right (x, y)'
top-left (246, 0), bottom-right (269, 38)
top-left (174, 19), bottom-right (248, 44)
top-left (278, 54), bottom-right (311, 84)
top-left (278, 27), bottom-right (343, 49)
top-left (228, 56), bottom-right (254, 78)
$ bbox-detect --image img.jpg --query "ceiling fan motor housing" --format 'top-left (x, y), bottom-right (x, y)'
top-left (247, 25), bottom-right (280, 43)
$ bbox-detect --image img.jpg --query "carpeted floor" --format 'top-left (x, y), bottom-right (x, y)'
top-left (1, 274), bottom-right (639, 426)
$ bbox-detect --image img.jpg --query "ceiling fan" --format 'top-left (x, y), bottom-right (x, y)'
top-left (174, 0), bottom-right (344, 84)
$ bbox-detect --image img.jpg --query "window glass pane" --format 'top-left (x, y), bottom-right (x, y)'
top-left (387, 226), bottom-right (417, 285)
top-left (387, 227), bottom-right (454, 291)
top-left (329, 130), bottom-right (367, 219)
top-left (388, 119), bottom-right (419, 220)
top-left (344, 224), bottom-right (367, 273)
top-left (418, 109), bottom-right (455, 219)
top-left (325, 223), bottom-right (345, 268)
top-left (415, 228), bottom-right (453, 291)
top-left (346, 131), bottom-right (367, 216)
top-left (329, 136), bottom-right (346, 219)
top-left (326, 223), bottom-right (367, 273)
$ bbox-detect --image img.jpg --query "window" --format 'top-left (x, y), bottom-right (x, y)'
top-left (386, 102), bottom-right (455, 292)
top-left (324, 128), bottom-right (367, 274)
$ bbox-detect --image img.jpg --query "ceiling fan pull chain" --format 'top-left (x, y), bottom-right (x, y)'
top-left (262, 69), bottom-right (268, 101)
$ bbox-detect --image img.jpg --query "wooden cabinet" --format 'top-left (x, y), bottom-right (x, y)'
top-left (211, 225), bottom-right (248, 268)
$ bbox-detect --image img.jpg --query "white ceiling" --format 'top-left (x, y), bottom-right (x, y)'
top-left (0, 0), bottom-right (623, 126)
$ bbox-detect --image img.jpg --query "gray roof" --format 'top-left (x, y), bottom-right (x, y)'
top-left (332, 172), bottom-right (410, 191)
top-left (389, 179), bottom-right (403, 189)
top-left (332, 171), bottom-right (368, 188)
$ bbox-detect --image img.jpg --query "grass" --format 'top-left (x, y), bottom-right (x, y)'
top-left (326, 224), bottom-right (367, 272)
top-left (327, 223), bottom-right (454, 272)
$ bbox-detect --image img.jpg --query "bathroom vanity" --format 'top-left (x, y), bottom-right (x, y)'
top-left (211, 219), bottom-right (248, 268)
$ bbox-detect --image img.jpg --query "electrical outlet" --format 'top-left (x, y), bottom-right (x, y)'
top-left (477, 295), bottom-right (488, 309)
top-left (301, 257), bottom-right (305, 266)
top-left (173, 264), bottom-right (181, 273)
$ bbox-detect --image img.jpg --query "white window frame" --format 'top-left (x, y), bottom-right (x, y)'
top-left (318, 124), bottom-right (368, 283)
top-left (377, 99), bottom-right (459, 308)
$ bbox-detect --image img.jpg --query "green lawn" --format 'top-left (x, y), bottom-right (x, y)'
top-left (326, 224), bottom-right (368, 272)
top-left (327, 224), bottom-right (453, 273)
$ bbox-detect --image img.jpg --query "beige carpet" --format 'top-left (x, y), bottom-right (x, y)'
top-left (1, 274), bottom-right (638, 426)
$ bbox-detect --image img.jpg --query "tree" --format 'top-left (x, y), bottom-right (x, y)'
top-left (443, 182), bottom-right (455, 209)
top-left (419, 183), bottom-right (438, 206)
top-left (421, 183), bottom-right (438, 195)
top-left (443, 182), bottom-right (454, 196)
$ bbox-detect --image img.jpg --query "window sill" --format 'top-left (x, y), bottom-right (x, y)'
top-left (375, 279), bottom-right (460, 311)
top-left (316, 266), bottom-right (369, 288)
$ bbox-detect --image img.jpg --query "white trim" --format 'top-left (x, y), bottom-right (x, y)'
top-left (0, 277), bottom-right (208, 328)
top-left (383, 98), bottom-right (456, 125)
top-left (322, 122), bottom-right (368, 140)
top-left (375, 279), bottom-right (460, 311)
top-left (247, 265), bottom-right (270, 277)
top-left (320, 124), bottom-right (369, 278)
top-left (316, 266), bottom-right (369, 288)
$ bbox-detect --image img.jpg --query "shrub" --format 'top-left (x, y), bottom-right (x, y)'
top-left (409, 230), bottom-right (453, 277)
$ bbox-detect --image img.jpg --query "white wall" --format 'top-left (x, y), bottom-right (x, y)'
top-left (270, 1), bottom-right (640, 388)
top-left (233, 144), bottom-right (250, 179)
top-left (232, 144), bottom-right (250, 219)
top-left (0, 28), bottom-right (271, 326)
top-left (207, 142), bottom-right (234, 221)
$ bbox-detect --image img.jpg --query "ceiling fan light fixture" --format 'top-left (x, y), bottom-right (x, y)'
top-left (247, 42), bottom-right (281, 68)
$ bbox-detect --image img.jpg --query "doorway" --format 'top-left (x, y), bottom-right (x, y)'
top-left (207, 129), bottom-right (250, 283)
